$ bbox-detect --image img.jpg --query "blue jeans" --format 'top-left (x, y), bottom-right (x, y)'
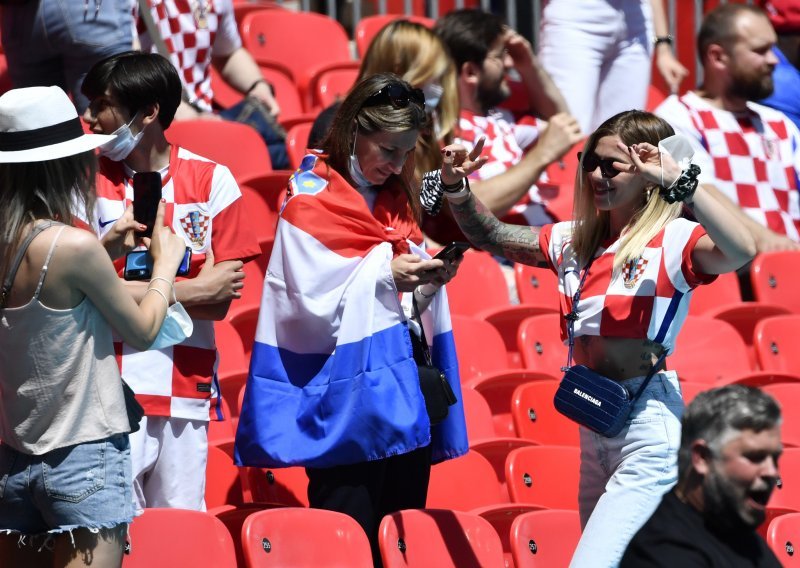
top-left (570, 371), bottom-right (683, 568)
top-left (0, 0), bottom-right (133, 112)
top-left (0, 435), bottom-right (133, 536)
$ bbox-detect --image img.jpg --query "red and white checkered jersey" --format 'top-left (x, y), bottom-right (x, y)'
top-left (539, 218), bottom-right (716, 354)
top-left (456, 108), bottom-right (553, 226)
top-left (656, 92), bottom-right (800, 240)
top-left (138, 0), bottom-right (241, 112)
top-left (93, 144), bottom-right (260, 421)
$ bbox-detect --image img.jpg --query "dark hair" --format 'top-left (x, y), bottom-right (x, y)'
top-left (434, 9), bottom-right (505, 71)
top-left (678, 385), bottom-right (782, 478)
top-left (81, 51), bottom-right (182, 129)
top-left (697, 4), bottom-right (769, 66)
top-left (320, 72), bottom-right (426, 219)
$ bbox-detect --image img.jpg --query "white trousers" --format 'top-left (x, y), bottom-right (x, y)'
top-left (129, 415), bottom-right (209, 514)
top-left (538, 0), bottom-right (654, 133)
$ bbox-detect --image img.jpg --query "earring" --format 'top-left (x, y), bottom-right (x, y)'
top-left (646, 187), bottom-right (653, 200)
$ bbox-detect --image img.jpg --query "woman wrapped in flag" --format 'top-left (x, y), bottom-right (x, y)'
top-left (235, 73), bottom-right (469, 562)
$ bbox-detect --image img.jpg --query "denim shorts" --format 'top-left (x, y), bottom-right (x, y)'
top-left (0, 434), bottom-right (133, 536)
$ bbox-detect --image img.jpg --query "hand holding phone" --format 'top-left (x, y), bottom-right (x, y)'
top-left (132, 171), bottom-right (162, 238)
top-left (432, 242), bottom-right (470, 262)
top-left (124, 248), bottom-right (192, 281)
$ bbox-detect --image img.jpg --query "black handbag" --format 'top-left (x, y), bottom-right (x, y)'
top-left (411, 295), bottom-right (457, 425)
top-left (553, 257), bottom-right (666, 438)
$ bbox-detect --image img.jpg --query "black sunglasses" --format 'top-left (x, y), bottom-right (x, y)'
top-left (578, 151), bottom-right (621, 178)
top-left (362, 83), bottom-right (425, 110)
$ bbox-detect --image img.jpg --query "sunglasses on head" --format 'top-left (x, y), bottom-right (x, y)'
top-left (362, 83), bottom-right (425, 110)
top-left (577, 151), bottom-right (621, 178)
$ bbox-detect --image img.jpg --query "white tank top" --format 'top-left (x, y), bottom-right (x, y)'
top-left (0, 225), bottom-right (130, 454)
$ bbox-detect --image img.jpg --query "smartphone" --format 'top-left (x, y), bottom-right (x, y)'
top-left (432, 242), bottom-right (470, 262)
top-left (132, 171), bottom-right (162, 238)
top-left (123, 248), bottom-right (192, 281)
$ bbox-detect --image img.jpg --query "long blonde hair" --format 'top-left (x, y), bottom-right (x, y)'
top-left (358, 20), bottom-right (458, 181)
top-left (572, 110), bottom-right (683, 270)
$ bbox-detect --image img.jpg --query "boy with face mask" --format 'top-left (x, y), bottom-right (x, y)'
top-left (81, 51), bottom-right (260, 514)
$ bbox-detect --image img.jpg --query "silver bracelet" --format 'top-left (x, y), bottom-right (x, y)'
top-left (149, 276), bottom-right (176, 302)
top-left (416, 286), bottom-right (438, 299)
top-left (145, 286), bottom-right (170, 308)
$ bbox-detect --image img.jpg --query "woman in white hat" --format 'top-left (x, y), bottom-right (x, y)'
top-left (0, 86), bottom-right (187, 566)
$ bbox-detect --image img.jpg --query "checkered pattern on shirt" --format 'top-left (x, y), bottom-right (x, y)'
top-left (538, 218), bottom-right (715, 355)
top-left (665, 92), bottom-right (800, 240)
top-left (93, 146), bottom-right (260, 421)
top-left (140, 0), bottom-right (241, 112)
top-left (456, 108), bottom-right (553, 226)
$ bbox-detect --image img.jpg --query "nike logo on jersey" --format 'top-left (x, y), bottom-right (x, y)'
top-left (98, 217), bottom-right (118, 228)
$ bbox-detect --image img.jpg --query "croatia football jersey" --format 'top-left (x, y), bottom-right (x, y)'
top-left (538, 218), bottom-right (715, 354)
top-left (456, 108), bottom-right (553, 227)
top-left (656, 92), bottom-right (800, 240)
top-left (93, 144), bottom-right (260, 421)
top-left (139, 0), bottom-right (241, 112)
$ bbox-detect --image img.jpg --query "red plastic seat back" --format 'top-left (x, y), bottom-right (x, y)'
top-left (512, 381), bottom-right (580, 446)
top-left (767, 512), bottom-right (800, 565)
top-left (379, 509), bottom-right (505, 568)
top-left (427, 451), bottom-right (507, 510)
top-left (751, 251), bottom-right (800, 314)
top-left (451, 314), bottom-right (509, 379)
top-left (670, 316), bottom-right (752, 383)
top-left (514, 264), bottom-right (561, 310)
top-left (517, 314), bottom-right (567, 377)
top-left (755, 315), bottom-right (800, 374)
top-left (510, 509), bottom-right (582, 568)
top-left (506, 446), bottom-right (580, 510)
top-left (446, 250), bottom-right (510, 316)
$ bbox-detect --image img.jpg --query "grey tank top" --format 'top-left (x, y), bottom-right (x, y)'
top-left (0, 224), bottom-right (130, 454)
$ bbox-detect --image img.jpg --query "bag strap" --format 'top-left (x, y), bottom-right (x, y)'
top-left (411, 294), bottom-right (434, 367)
top-left (1, 221), bottom-right (58, 309)
top-left (563, 253), bottom-right (667, 404)
top-left (563, 255), bottom-right (595, 371)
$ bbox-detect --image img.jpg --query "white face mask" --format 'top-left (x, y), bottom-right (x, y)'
top-left (150, 302), bottom-right (193, 350)
top-left (99, 112), bottom-right (144, 161)
top-left (421, 82), bottom-right (444, 113)
top-left (347, 127), bottom-right (372, 188)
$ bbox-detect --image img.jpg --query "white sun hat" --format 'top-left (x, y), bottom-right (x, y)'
top-left (0, 85), bottom-right (115, 163)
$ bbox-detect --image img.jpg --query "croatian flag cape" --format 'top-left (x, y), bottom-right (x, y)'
top-left (234, 154), bottom-right (468, 468)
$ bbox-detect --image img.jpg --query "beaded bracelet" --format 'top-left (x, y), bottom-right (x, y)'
top-left (660, 164), bottom-right (701, 204)
top-left (145, 286), bottom-right (170, 308)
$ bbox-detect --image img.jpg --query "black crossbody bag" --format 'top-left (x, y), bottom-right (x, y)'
top-left (553, 257), bottom-right (666, 438)
top-left (410, 295), bottom-right (457, 425)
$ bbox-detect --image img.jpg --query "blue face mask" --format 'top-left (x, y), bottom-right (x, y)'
top-left (149, 302), bottom-right (193, 350)
top-left (347, 127), bottom-right (372, 188)
top-left (99, 112), bottom-right (144, 161)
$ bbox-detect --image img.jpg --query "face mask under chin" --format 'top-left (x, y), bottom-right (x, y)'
top-left (99, 112), bottom-right (145, 161)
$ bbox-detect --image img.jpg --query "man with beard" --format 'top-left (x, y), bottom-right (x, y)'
top-left (428, 10), bottom-right (582, 245)
top-left (621, 385), bottom-right (782, 567)
top-left (655, 4), bottom-right (800, 255)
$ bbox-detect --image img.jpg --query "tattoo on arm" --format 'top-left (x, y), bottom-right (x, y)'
top-left (449, 193), bottom-right (547, 266)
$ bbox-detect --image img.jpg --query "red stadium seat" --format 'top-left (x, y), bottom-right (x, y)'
top-left (705, 302), bottom-right (791, 369)
top-left (212, 503), bottom-right (285, 568)
top-left (472, 503), bottom-right (547, 568)
top-left (669, 316), bottom-right (752, 383)
top-left (255, 61), bottom-right (307, 124)
top-left (427, 451), bottom-right (507, 511)
top-left (379, 509), bottom-right (505, 568)
top-left (166, 120), bottom-right (271, 185)
top-left (241, 171), bottom-right (290, 273)
top-left (719, 371), bottom-right (800, 388)
top-left (228, 304), bottom-right (259, 355)
top-left (514, 264), bottom-right (561, 311)
top-left (767, 449), bottom-right (800, 512)
top-left (215, 319), bottom-right (249, 376)
top-left (446, 250), bottom-right (510, 316)
top-left (241, 11), bottom-right (352, 110)
top-left (124, 509), bottom-right (236, 567)
top-left (512, 381), bottom-right (580, 446)
top-left (239, 185), bottom-right (279, 267)
top-left (308, 61), bottom-right (360, 111)
top-left (679, 381), bottom-right (710, 405)
top-left (688, 270), bottom-right (742, 315)
top-left (761, 384), bottom-right (800, 447)
top-left (506, 446), bottom-right (580, 510)
top-left (470, 438), bottom-right (537, 502)
top-left (285, 121), bottom-right (314, 171)
top-left (478, 304), bottom-right (559, 368)
top-left (354, 14), bottom-right (434, 58)
top-left (451, 315), bottom-right (510, 379)
top-left (206, 444), bottom-right (246, 509)
top-left (242, 507), bottom-right (372, 567)
top-left (766, 512), bottom-right (800, 564)
top-left (755, 315), bottom-right (800, 374)
top-left (518, 314), bottom-right (568, 377)
top-left (460, 387), bottom-right (496, 440)
top-left (751, 251), bottom-right (800, 314)
top-left (227, 260), bottom-right (264, 320)
top-left (245, 466), bottom-right (309, 507)
top-left (510, 509), bottom-right (582, 568)
top-left (467, 370), bottom-right (557, 436)
top-left (218, 369), bottom-right (249, 419)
